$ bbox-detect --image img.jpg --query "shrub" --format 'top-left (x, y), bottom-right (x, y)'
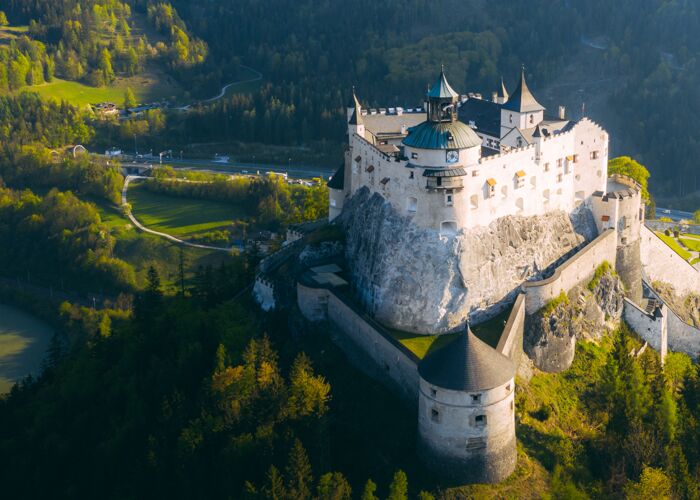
top-left (587, 261), bottom-right (614, 291)
top-left (542, 291), bottom-right (569, 316)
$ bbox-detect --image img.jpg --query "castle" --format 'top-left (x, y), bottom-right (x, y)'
top-left (265, 67), bottom-right (700, 485)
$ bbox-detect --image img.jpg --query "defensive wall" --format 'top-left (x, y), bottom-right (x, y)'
top-left (298, 282), bottom-right (420, 403)
top-left (521, 228), bottom-right (617, 314)
top-left (640, 225), bottom-right (700, 296)
top-left (623, 298), bottom-right (668, 361)
top-left (645, 284), bottom-right (700, 359)
top-left (297, 281), bottom-right (527, 403)
top-left (496, 293), bottom-right (526, 365)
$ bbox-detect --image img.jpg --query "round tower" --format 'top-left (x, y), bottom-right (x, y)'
top-left (400, 68), bottom-right (483, 232)
top-left (417, 325), bottom-right (517, 484)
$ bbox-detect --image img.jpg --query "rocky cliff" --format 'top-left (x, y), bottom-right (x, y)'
top-left (524, 270), bottom-right (625, 372)
top-left (338, 188), bottom-right (597, 334)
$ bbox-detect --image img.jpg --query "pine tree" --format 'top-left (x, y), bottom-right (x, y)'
top-left (262, 465), bottom-right (286, 500)
top-left (316, 472), bottom-right (351, 500)
top-left (285, 439), bottom-right (313, 500)
top-left (124, 87), bottom-right (137, 110)
top-left (387, 470), bottom-right (408, 500)
top-left (360, 479), bottom-right (378, 500)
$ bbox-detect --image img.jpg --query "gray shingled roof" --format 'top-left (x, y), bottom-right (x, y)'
top-left (402, 120), bottom-right (481, 150)
top-left (502, 69), bottom-right (545, 113)
top-left (418, 324), bottom-right (515, 391)
top-left (327, 163), bottom-right (344, 190)
top-left (427, 67), bottom-right (459, 99)
top-left (458, 98), bottom-right (502, 138)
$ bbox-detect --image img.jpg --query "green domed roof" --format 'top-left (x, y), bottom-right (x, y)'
top-left (402, 120), bottom-right (482, 150)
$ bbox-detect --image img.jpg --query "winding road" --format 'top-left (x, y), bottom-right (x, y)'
top-left (121, 175), bottom-right (241, 253)
top-left (176, 64), bottom-right (263, 110)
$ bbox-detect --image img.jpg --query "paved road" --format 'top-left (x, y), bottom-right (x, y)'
top-left (122, 176), bottom-right (241, 253)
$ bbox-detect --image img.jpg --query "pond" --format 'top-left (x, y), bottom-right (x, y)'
top-left (0, 304), bottom-right (54, 395)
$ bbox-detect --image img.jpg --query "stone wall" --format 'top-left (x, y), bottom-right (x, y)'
top-left (297, 282), bottom-right (419, 402)
top-left (253, 277), bottom-right (275, 311)
top-left (640, 225), bottom-right (700, 296)
top-left (645, 286), bottom-right (700, 359)
top-left (623, 299), bottom-right (667, 358)
top-left (522, 228), bottom-right (617, 314)
top-left (496, 293), bottom-right (525, 365)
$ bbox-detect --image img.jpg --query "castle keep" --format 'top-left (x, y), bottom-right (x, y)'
top-left (267, 67), bottom-right (700, 484)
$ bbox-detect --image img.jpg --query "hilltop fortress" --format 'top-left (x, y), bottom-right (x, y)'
top-left (254, 68), bottom-right (700, 484)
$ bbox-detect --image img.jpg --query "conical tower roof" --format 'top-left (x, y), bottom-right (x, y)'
top-left (418, 324), bottom-right (515, 392)
top-left (502, 67), bottom-right (544, 113)
top-left (427, 66), bottom-right (459, 99)
top-left (498, 77), bottom-right (509, 101)
top-left (348, 88), bottom-right (363, 125)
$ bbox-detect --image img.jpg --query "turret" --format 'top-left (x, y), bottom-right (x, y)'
top-left (417, 324), bottom-right (517, 483)
top-left (426, 65), bottom-right (459, 123)
top-left (495, 77), bottom-right (509, 104)
top-left (347, 88), bottom-right (365, 140)
top-left (500, 67), bottom-right (545, 138)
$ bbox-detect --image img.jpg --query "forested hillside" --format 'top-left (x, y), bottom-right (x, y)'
top-left (169, 0), bottom-right (700, 206)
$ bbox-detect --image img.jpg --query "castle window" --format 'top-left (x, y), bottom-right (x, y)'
top-left (597, 170), bottom-right (602, 177)
top-left (409, 171), bottom-right (414, 179)
top-left (472, 170), bottom-right (479, 177)
top-left (436, 177), bottom-right (442, 187)
top-left (516, 197), bottom-right (524, 212)
top-left (470, 195), bottom-right (479, 210)
top-left (501, 185), bottom-right (508, 199)
top-left (430, 388), bottom-right (437, 397)
top-left (445, 193), bottom-right (453, 206)
top-left (516, 137), bottom-right (523, 147)
top-left (557, 158), bottom-right (563, 168)
top-left (572, 154), bottom-right (579, 163)
top-left (411, 152), bottom-right (418, 160)
top-left (530, 176), bottom-right (537, 189)
top-left (544, 163), bottom-right (550, 172)
top-left (475, 414), bottom-right (487, 427)
top-left (440, 221), bottom-right (458, 236)
top-left (406, 197), bottom-right (417, 213)
top-left (471, 394), bottom-right (481, 404)
top-left (330, 198), bottom-right (337, 207)
top-left (529, 114), bottom-right (534, 124)
top-left (509, 114), bottom-right (513, 124)
top-left (557, 173), bottom-right (563, 183)
top-left (431, 408), bottom-right (440, 422)
top-left (506, 384), bottom-right (511, 392)
top-left (543, 189), bottom-right (550, 203)
top-left (590, 150), bottom-right (599, 160)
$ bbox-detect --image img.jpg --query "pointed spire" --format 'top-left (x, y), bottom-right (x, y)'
top-left (498, 76), bottom-right (509, 101)
top-left (348, 87), bottom-right (363, 126)
top-left (427, 66), bottom-right (459, 99)
top-left (502, 66), bottom-right (544, 113)
top-left (532, 124), bottom-right (542, 138)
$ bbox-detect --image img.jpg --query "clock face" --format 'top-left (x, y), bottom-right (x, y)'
top-left (446, 149), bottom-right (459, 164)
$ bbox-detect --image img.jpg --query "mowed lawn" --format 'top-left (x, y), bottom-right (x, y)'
top-left (128, 182), bottom-right (243, 238)
top-left (656, 232), bottom-right (692, 261)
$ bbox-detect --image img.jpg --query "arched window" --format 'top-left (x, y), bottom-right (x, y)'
top-left (470, 194), bottom-right (479, 209)
top-left (406, 197), bottom-right (417, 213)
top-left (516, 197), bottom-right (524, 212)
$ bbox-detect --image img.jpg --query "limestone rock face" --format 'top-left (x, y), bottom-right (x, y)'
top-left (338, 188), bottom-right (595, 334)
top-left (525, 270), bottom-right (625, 372)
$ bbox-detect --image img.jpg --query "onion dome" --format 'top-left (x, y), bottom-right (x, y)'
top-left (418, 324), bottom-right (515, 392)
top-left (402, 120), bottom-right (481, 150)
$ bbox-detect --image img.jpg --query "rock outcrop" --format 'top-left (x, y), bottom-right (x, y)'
top-left (524, 270), bottom-right (624, 372)
top-left (338, 188), bottom-right (597, 334)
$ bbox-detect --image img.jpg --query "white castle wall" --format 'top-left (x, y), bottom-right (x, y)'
top-left (645, 286), bottom-right (700, 359)
top-left (346, 118), bottom-right (609, 233)
top-left (640, 225), bottom-right (700, 296)
top-left (623, 298), bottom-right (668, 359)
top-left (496, 293), bottom-right (526, 364)
top-left (522, 228), bottom-right (618, 314)
top-left (253, 277), bottom-right (275, 311)
top-left (297, 283), bottom-right (419, 402)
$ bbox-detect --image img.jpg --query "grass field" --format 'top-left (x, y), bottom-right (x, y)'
top-left (128, 182), bottom-right (242, 238)
top-left (680, 235), bottom-right (700, 252)
top-left (656, 232), bottom-right (692, 261)
top-left (23, 70), bottom-right (184, 107)
top-left (389, 308), bottom-right (512, 359)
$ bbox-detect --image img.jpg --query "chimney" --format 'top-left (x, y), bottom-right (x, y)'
top-left (492, 91), bottom-right (498, 102)
top-left (558, 106), bottom-right (566, 120)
